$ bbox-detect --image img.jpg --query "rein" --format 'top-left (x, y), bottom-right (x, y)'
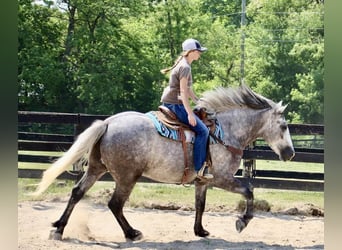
top-left (209, 131), bottom-right (243, 157)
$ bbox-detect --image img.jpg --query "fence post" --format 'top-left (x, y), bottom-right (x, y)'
top-left (242, 142), bottom-right (256, 178)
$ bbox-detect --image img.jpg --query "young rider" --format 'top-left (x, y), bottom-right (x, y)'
top-left (160, 38), bottom-right (213, 180)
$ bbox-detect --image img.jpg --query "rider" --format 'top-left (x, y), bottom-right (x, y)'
top-left (160, 38), bottom-right (213, 180)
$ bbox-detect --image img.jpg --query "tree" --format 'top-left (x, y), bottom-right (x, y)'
top-left (244, 0), bottom-right (324, 123)
top-left (64, 0), bottom-right (162, 113)
top-left (18, 0), bottom-right (69, 111)
top-left (18, 0), bottom-right (324, 123)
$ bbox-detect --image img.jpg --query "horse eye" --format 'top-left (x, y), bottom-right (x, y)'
top-left (280, 124), bottom-right (287, 131)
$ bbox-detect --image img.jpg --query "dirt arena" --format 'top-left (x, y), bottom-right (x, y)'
top-left (18, 200), bottom-right (324, 250)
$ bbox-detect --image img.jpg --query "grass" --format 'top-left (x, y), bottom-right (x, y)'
top-left (18, 151), bottom-right (64, 170)
top-left (255, 160), bottom-right (323, 173)
top-left (18, 178), bottom-right (324, 214)
top-left (18, 178), bottom-right (75, 201)
top-left (19, 150), bottom-right (63, 156)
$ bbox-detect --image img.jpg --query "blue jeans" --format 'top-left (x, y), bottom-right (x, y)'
top-left (164, 103), bottom-right (209, 171)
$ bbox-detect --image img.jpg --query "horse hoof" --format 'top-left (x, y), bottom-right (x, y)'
top-left (195, 229), bottom-right (210, 237)
top-left (49, 230), bottom-right (62, 240)
top-left (125, 229), bottom-right (143, 241)
top-left (235, 218), bottom-right (247, 233)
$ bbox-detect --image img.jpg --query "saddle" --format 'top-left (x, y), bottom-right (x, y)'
top-left (156, 105), bottom-right (217, 184)
top-left (157, 105), bottom-right (216, 133)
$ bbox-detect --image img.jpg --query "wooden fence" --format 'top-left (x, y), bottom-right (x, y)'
top-left (18, 111), bottom-right (324, 191)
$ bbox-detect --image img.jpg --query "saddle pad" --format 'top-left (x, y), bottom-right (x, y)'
top-left (145, 111), bottom-right (224, 144)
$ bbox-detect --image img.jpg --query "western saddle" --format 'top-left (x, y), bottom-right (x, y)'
top-left (157, 105), bottom-right (216, 183)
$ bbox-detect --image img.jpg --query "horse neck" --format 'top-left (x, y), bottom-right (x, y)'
top-left (218, 108), bottom-right (268, 149)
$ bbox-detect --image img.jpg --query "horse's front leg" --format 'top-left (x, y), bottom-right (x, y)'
top-left (194, 180), bottom-right (210, 237)
top-left (235, 179), bottom-right (254, 233)
top-left (215, 176), bottom-right (254, 233)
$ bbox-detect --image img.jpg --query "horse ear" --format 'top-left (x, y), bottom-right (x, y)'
top-left (275, 101), bottom-right (288, 114)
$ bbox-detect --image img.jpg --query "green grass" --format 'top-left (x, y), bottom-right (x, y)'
top-left (19, 162), bottom-right (52, 170)
top-left (18, 151), bottom-right (65, 170)
top-left (18, 178), bottom-right (324, 213)
top-left (19, 150), bottom-right (63, 156)
top-left (121, 183), bottom-right (323, 213)
top-left (18, 178), bottom-right (75, 201)
top-left (254, 160), bottom-right (323, 173)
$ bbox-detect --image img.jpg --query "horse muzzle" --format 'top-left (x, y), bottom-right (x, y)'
top-left (279, 146), bottom-right (295, 161)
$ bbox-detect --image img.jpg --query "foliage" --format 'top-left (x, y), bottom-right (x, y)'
top-left (245, 0), bottom-right (324, 123)
top-left (18, 0), bottom-right (68, 111)
top-left (18, 0), bottom-right (324, 123)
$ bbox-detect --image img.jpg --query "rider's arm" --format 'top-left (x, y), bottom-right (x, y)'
top-left (188, 86), bottom-right (199, 104)
top-left (180, 77), bottom-right (197, 126)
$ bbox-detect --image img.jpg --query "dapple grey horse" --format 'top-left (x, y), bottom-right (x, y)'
top-left (33, 84), bottom-right (295, 241)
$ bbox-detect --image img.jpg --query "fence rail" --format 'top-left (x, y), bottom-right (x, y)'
top-left (18, 111), bottom-right (324, 191)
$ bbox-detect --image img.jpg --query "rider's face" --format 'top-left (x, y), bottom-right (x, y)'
top-left (191, 50), bottom-right (202, 60)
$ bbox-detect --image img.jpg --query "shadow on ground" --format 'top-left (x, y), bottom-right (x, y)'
top-left (61, 237), bottom-right (324, 250)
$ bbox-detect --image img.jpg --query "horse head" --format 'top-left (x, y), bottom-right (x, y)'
top-left (262, 101), bottom-right (295, 161)
top-left (197, 84), bottom-right (295, 161)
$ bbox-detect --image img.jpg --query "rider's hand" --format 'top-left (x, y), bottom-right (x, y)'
top-left (188, 113), bottom-right (197, 126)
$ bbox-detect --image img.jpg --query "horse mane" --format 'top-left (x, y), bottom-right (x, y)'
top-left (197, 83), bottom-right (274, 113)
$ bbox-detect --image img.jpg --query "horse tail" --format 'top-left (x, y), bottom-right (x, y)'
top-left (32, 119), bottom-right (108, 196)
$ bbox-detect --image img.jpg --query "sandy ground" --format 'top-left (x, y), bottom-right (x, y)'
top-left (18, 200), bottom-right (324, 250)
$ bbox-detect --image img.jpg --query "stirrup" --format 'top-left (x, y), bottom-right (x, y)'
top-left (197, 162), bottom-right (213, 180)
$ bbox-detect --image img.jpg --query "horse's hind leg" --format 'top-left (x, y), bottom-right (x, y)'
top-left (51, 145), bottom-right (107, 240)
top-left (107, 178), bottom-right (142, 241)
